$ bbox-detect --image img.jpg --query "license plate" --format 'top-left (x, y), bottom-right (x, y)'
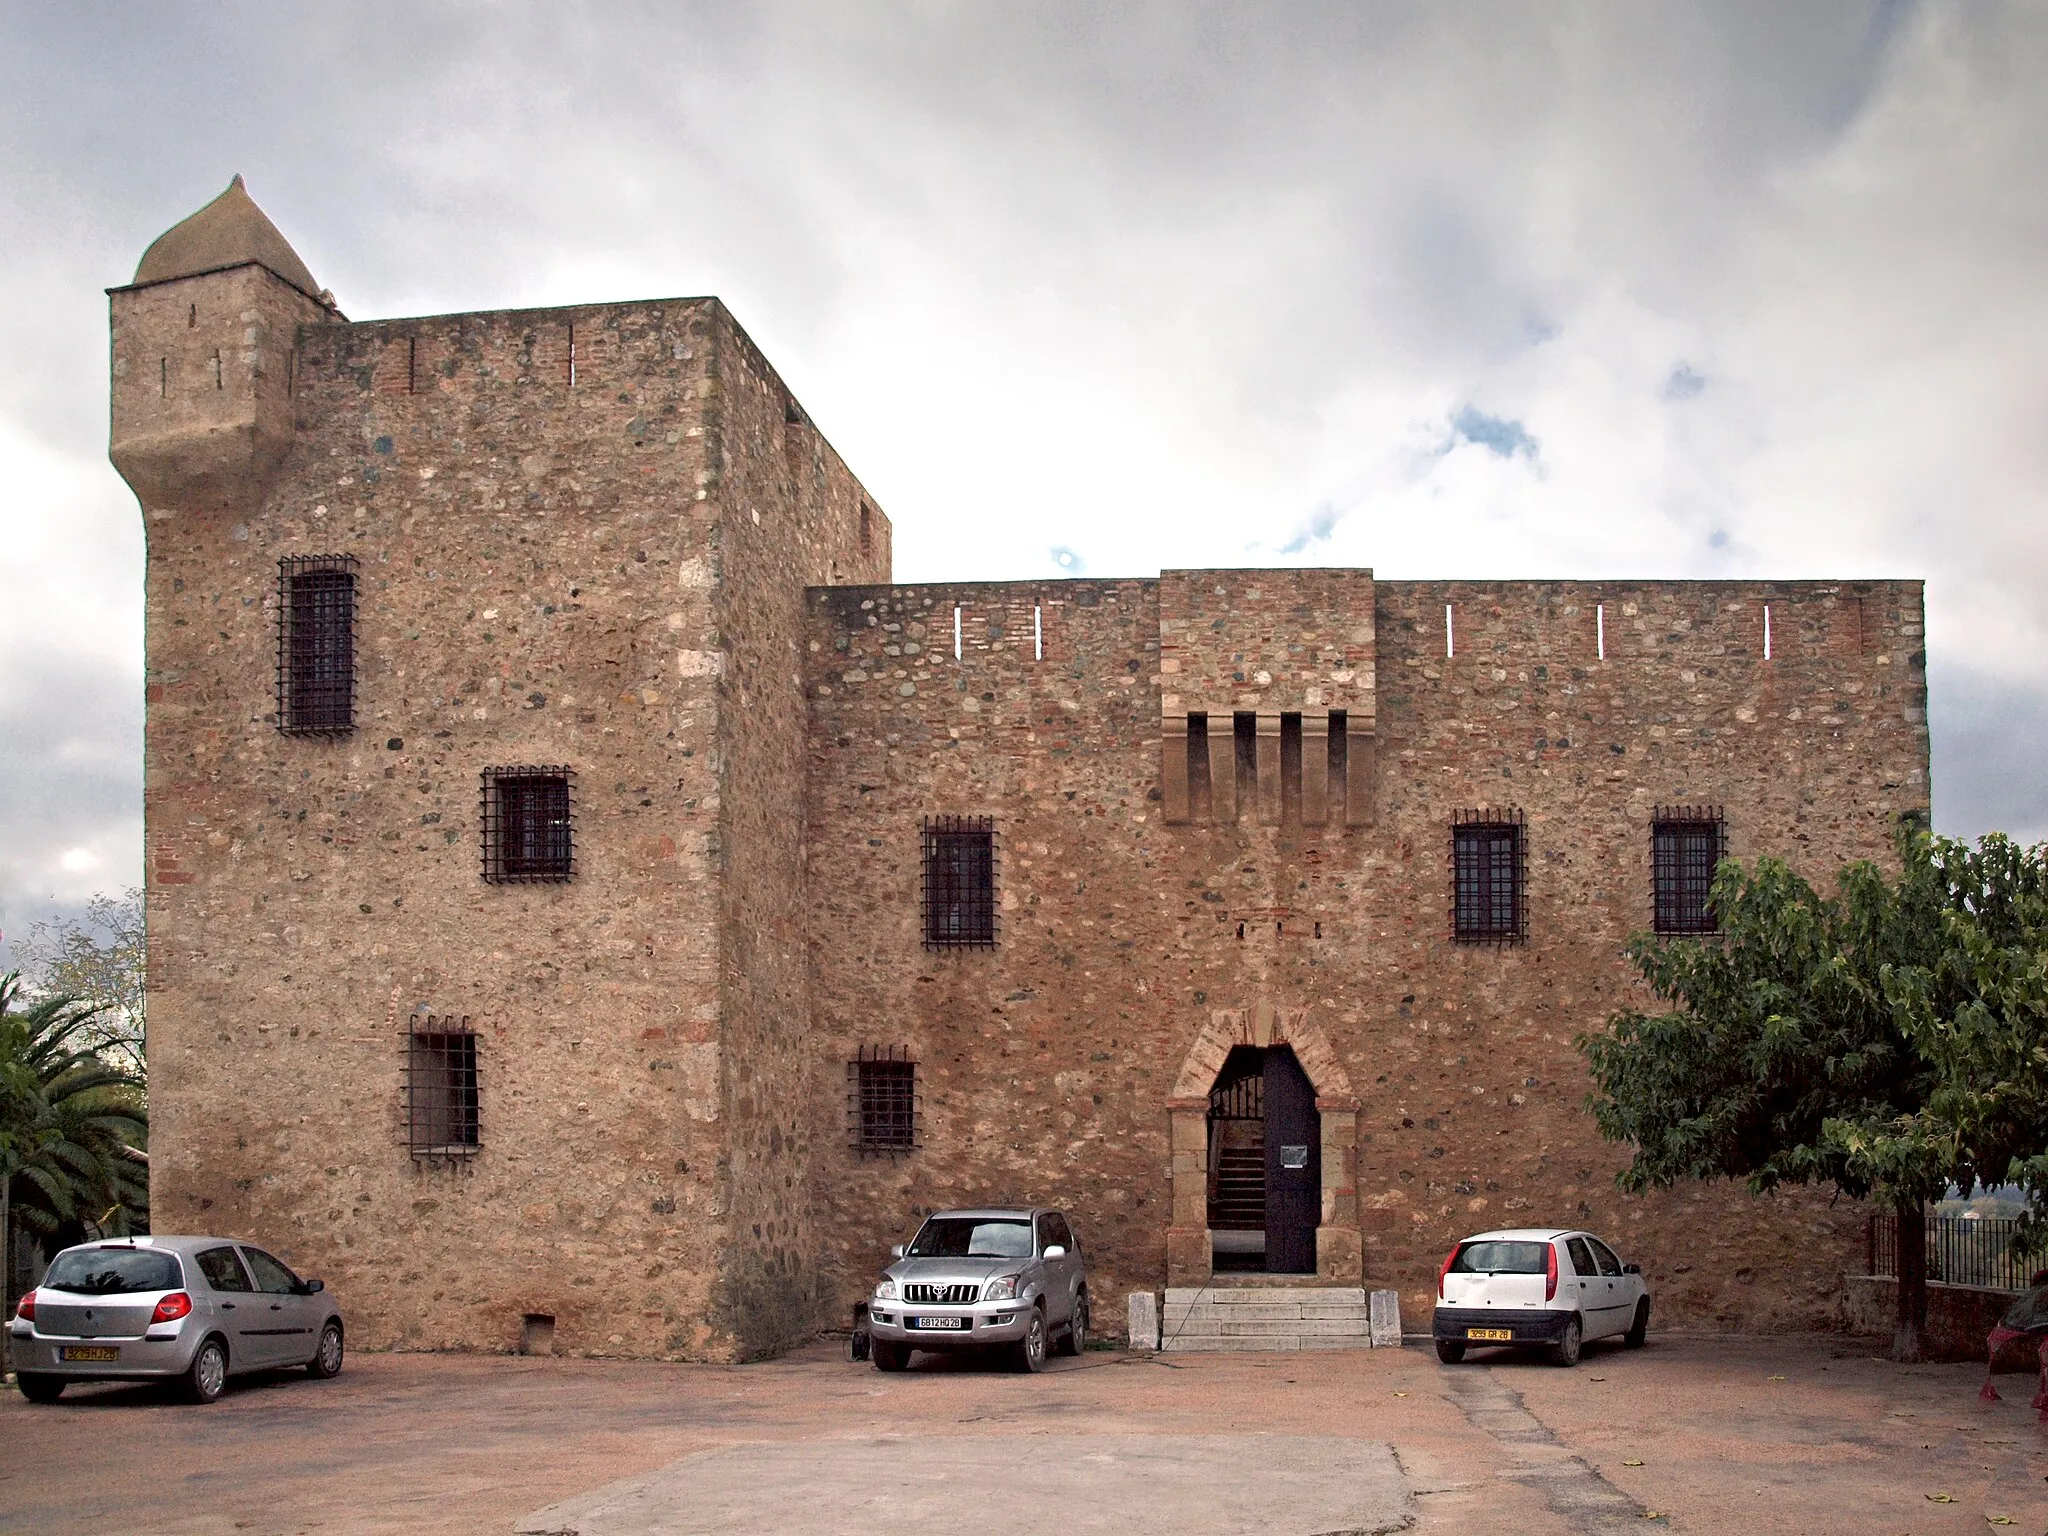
top-left (60, 1345), bottom-right (120, 1362)
top-left (909, 1316), bottom-right (966, 1330)
top-left (1465, 1328), bottom-right (1513, 1342)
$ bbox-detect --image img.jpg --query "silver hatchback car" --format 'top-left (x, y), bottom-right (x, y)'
top-left (8, 1235), bottom-right (343, 1403)
top-left (867, 1207), bottom-right (1088, 1372)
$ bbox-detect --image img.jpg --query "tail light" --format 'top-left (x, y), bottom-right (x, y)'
top-left (13, 1292), bottom-right (33, 1323)
top-left (1545, 1244), bottom-right (1559, 1302)
top-left (151, 1291), bottom-right (193, 1325)
top-left (1438, 1245), bottom-right (1461, 1300)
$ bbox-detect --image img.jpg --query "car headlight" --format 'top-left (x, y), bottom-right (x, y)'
top-left (874, 1279), bottom-right (898, 1301)
top-left (983, 1274), bottom-right (1021, 1302)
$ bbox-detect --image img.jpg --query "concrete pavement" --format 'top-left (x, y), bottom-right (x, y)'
top-left (4, 1332), bottom-right (2047, 1534)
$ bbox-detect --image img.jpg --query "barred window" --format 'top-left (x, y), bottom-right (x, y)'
top-left (481, 768), bottom-right (574, 883)
top-left (850, 1046), bottom-right (918, 1153)
top-left (276, 556), bottom-right (358, 734)
top-left (406, 1020), bottom-right (478, 1159)
top-left (1653, 809), bottom-right (1725, 934)
top-left (1452, 810), bottom-right (1526, 945)
top-left (921, 815), bottom-right (995, 949)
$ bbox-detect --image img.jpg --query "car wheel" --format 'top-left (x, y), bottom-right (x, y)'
top-left (871, 1339), bottom-right (909, 1372)
top-left (15, 1373), bottom-right (65, 1403)
top-left (1549, 1316), bottom-right (1582, 1368)
top-left (1624, 1298), bottom-right (1650, 1349)
top-left (1435, 1339), bottom-right (1467, 1364)
top-left (1057, 1294), bottom-right (1089, 1358)
top-left (185, 1336), bottom-right (230, 1403)
top-left (1015, 1307), bottom-right (1048, 1373)
top-left (308, 1321), bottom-right (345, 1378)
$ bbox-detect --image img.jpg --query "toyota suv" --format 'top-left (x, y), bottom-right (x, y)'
top-left (866, 1207), bottom-right (1088, 1372)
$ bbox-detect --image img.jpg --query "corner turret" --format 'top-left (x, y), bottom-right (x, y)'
top-left (109, 176), bottom-right (336, 517)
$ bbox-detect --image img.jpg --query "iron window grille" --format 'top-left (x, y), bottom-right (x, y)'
top-left (1653, 807), bottom-right (1726, 935)
top-left (405, 1018), bottom-right (479, 1160)
top-left (921, 815), bottom-right (996, 949)
top-left (849, 1045), bottom-right (919, 1154)
top-left (276, 555), bottom-right (358, 735)
top-left (481, 767), bottom-right (575, 883)
top-left (1452, 809), bottom-right (1527, 946)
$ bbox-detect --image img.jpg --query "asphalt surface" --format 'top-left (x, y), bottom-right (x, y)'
top-left (3, 1332), bottom-right (2046, 1534)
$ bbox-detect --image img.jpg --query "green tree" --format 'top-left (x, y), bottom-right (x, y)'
top-left (1578, 833), bottom-right (1957, 1360)
top-left (1816, 834), bottom-right (2048, 1269)
top-left (13, 889), bottom-right (145, 1079)
top-left (0, 973), bottom-right (148, 1304)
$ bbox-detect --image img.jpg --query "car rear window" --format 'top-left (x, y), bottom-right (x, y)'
top-left (43, 1247), bottom-right (182, 1295)
top-left (1448, 1241), bottom-right (1550, 1275)
top-left (908, 1218), bottom-right (1034, 1259)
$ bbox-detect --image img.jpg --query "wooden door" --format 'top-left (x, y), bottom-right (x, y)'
top-left (1263, 1048), bottom-right (1320, 1274)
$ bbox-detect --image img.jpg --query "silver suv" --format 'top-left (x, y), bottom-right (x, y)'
top-left (867, 1207), bottom-right (1088, 1372)
top-left (9, 1235), bottom-right (343, 1403)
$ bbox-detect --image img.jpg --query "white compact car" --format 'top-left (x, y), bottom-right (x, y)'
top-left (1431, 1227), bottom-right (1649, 1366)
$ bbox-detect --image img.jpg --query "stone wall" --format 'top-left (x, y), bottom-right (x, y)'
top-left (121, 278), bottom-right (883, 1361)
top-left (1843, 1276), bottom-right (2023, 1364)
top-left (703, 313), bottom-right (887, 1357)
top-left (803, 571), bottom-right (1930, 1338)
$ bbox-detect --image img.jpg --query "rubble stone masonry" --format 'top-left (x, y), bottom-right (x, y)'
top-left (805, 573), bottom-right (1928, 1333)
top-left (113, 186), bottom-right (1927, 1359)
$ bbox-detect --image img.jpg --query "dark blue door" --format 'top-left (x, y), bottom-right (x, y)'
top-left (1263, 1047), bottom-right (1320, 1274)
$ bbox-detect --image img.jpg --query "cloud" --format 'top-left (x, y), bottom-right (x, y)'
top-left (0, 0), bottom-right (2044, 934)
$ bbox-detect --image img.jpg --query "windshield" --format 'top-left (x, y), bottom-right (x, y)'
top-left (1449, 1241), bottom-right (1550, 1275)
top-left (44, 1247), bottom-right (182, 1295)
top-left (908, 1217), bottom-right (1034, 1259)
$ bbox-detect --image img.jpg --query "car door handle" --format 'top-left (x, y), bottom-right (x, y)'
top-left (270, 1303), bottom-right (284, 1311)
top-left (221, 1302), bottom-right (236, 1311)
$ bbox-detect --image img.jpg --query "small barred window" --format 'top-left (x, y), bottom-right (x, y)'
top-left (481, 768), bottom-right (574, 883)
top-left (276, 556), bottom-right (358, 735)
top-left (921, 815), bottom-right (996, 949)
top-left (406, 1020), bottom-right (479, 1159)
top-left (1653, 809), bottom-right (1725, 935)
top-left (850, 1046), bottom-right (918, 1153)
top-left (1452, 810), bottom-right (1527, 945)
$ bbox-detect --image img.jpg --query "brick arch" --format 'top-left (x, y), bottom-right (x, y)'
top-left (1164, 1001), bottom-right (1362, 1286)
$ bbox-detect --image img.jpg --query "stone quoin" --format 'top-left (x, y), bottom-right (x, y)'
top-left (110, 178), bottom-right (1931, 1361)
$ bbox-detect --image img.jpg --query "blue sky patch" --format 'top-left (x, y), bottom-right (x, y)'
top-left (1450, 406), bottom-right (1539, 460)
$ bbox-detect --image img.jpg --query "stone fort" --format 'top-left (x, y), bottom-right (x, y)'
top-left (112, 179), bottom-right (1930, 1359)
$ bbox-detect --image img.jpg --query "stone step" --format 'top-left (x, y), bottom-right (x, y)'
top-left (1167, 1318), bottom-right (1371, 1338)
top-left (1164, 1306), bottom-right (1371, 1326)
top-left (1165, 1287), bottom-right (1369, 1305)
top-left (1158, 1334), bottom-right (1376, 1353)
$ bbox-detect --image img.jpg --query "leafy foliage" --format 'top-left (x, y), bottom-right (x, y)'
top-left (1575, 823), bottom-right (2048, 1358)
top-left (0, 972), bottom-right (149, 1249)
top-left (1815, 835), bottom-right (2048, 1257)
top-left (11, 889), bottom-right (145, 1079)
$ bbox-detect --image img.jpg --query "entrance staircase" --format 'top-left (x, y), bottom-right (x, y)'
top-left (1160, 1285), bottom-right (1374, 1352)
top-left (1207, 1145), bottom-right (1265, 1232)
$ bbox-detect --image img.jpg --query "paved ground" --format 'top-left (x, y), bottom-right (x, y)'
top-left (3, 1332), bottom-right (2047, 1535)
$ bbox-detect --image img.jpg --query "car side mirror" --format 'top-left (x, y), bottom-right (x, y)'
top-left (1622, 1263), bottom-right (1640, 1275)
top-left (1043, 1245), bottom-right (1066, 1260)
top-left (891, 1245), bottom-right (906, 1260)
top-left (301, 1278), bottom-right (325, 1294)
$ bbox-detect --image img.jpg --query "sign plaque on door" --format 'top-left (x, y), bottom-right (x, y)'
top-left (1279, 1144), bottom-right (1310, 1170)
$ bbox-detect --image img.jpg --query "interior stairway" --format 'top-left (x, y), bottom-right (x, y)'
top-left (1208, 1145), bottom-right (1265, 1233)
top-left (1160, 1286), bottom-right (1374, 1352)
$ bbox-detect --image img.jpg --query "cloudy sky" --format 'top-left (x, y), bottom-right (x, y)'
top-left (1, 1), bottom-right (2044, 966)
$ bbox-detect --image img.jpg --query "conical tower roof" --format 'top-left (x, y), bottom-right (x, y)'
top-left (133, 175), bottom-right (321, 299)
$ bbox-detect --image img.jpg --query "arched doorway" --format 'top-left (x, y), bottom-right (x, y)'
top-left (1165, 1003), bottom-right (1361, 1286)
top-left (1206, 1044), bottom-right (1321, 1274)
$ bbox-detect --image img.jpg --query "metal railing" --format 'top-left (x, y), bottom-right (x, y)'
top-left (1868, 1213), bottom-right (2037, 1292)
